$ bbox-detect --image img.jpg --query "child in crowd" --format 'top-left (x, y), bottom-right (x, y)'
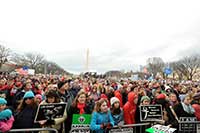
top-left (110, 97), bottom-right (124, 126)
top-left (90, 98), bottom-right (114, 133)
top-left (0, 97), bottom-right (14, 132)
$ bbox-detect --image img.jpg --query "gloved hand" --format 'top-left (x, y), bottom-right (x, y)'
top-left (100, 123), bottom-right (106, 129)
top-left (117, 121), bottom-right (124, 127)
top-left (105, 123), bottom-right (113, 129)
top-left (46, 119), bottom-right (55, 125)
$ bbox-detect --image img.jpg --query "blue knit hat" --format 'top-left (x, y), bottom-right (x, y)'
top-left (0, 109), bottom-right (12, 120)
top-left (140, 96), bottom-right (150, 103)
top-left (23, 91), bottom-right (35, 99)
top-left (0, 98), bottom-right (7, 105)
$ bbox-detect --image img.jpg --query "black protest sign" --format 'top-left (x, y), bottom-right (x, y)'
top-left (34, 103), bottom-right (67, 122)
top-left (179, 117), bottom-right (197, 131)
top-left (140, 105), bottom-right (163, 122)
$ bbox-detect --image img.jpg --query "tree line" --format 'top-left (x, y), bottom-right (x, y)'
top-left (0, 44), bottom-right (69, 75)
top-left (146, 55), bottom-right (200, 81)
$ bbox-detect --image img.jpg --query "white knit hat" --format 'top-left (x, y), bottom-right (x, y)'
top-left (110, 97), bottom-right (120, 106)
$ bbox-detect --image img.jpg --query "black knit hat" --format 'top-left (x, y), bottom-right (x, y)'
top-left (45, 90), bottom-right (59, 98)
top-left (57, 81), bottom-right (66, 89)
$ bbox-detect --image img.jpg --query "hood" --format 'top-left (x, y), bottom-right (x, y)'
top-left (101, 94), bottom-right (108, 100)
top-left (128, 92), bottom-right (137, 105)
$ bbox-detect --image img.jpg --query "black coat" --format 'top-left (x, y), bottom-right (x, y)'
top-left (173, 103), bottom-right (196, 119)
top-left (65, 104), bottom-right (93, 133)
top-left (13, 106), bottom-right (39, 129)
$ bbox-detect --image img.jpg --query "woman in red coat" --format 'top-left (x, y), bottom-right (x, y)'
top-left (123, 92), bottom-right (138, 124)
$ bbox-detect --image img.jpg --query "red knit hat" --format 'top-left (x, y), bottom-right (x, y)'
top-left (156, 93), bottom-right (166, 99)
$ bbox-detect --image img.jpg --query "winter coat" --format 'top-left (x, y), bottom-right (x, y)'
top-left (39, 100), bottom-right (67, 133)
top-left (173, 102), bottom-right (196, 119)
top-left (192, 104), bottom-right (200, 121)
top-left (90, 111), bottom-right (115, 133)
top-left (13, 105), bottom-right (39, 129)
top-left (123, 92), bottom-right (137, 124)
top-left (57, 90), bottom-right (74, 112)
top-left (65, 103), bottom-right (92, 133)
top-left (111, 108), bottom-right (124, 125)
top-left (11, 90), bottom-right (25, 110)
top-left (0, 116), bottom-right (14, 132)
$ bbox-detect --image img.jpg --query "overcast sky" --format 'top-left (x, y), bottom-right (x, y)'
top-left (0, 0), bottom-right (200, 74)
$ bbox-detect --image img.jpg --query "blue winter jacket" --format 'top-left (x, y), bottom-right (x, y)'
top-left (111, 109), bottom-right (124, 125)
top-left (90, 111), bottom-right (114, 133)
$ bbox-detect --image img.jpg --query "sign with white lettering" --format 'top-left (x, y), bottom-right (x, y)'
top-left (179, 117), bottom-right (197, 131)
top-left (109, 127), bottom-right (133, 133)
top-left (140, 105), bottom-right (163, 121)
top-left (34, 103), bottom-right (67, 122)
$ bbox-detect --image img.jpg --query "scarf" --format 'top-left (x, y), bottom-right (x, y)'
top-left (181, 102), bottom-right (195, 114)
top-left (77, 103), bottom-right (86, 114)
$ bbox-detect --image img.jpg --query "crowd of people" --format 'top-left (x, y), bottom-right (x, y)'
top-left (0, 73), bottom-right (200, 133)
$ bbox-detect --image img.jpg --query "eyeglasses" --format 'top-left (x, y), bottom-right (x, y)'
top-left (24, 97), bottom-right (34, 100)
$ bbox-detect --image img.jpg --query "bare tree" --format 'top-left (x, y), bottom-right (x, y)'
top-left (171, 55), bottom-right (200, 80)
top-left (11, 52), bottom-right (44, 71)
top-left (24, 53), bottom-right (44, 69)
top-left (10, 53), bottom-right (27, 66)
top-left (146, 57), bottom-right (165, 78)
top-left (0, 45), bottom-right (10, 68)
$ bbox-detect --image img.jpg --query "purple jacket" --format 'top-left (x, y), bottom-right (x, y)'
top-left (0, 116), bottom-right (14, 132)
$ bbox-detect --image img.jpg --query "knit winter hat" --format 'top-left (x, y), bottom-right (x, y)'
top-left (45, 89), bottom-right (59, 98)
top-left (57, 81), bottom-right (67, 89)
top-left (0, 109), bottom-right (12, 120)
top-left (110, 97), bottom-right (120, 106)
top-left (140, 96), bottom-right (150, 103)
top-left (35, 94), bottom-right (43, 101)
top-left (156, 93), bottom-right (166, 100)
top-left (0, 98), bottom-right (7, 105)
top-left (23, 91), bottom-right (35, 99)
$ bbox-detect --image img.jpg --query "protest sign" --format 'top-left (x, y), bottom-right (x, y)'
top-left (34, 103), bottom-right (67, 122)
top-left (71, 114), bottom-right (91, 133)
top-left (179, 117), bottom-right (197, 131)
top-left (146, 124), bottom-right (176, 133)
top-left (109, 128), bottom-right (133, 133)
top-left (140, 105), bottom-right (163, 122)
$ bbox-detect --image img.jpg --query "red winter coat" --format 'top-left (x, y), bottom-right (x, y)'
top-left (0, 85), bottom-right (8, 91)
top-left (123, 92), bottom-right (137, 124)
top-left (192, 104), bottom-right (200, 121)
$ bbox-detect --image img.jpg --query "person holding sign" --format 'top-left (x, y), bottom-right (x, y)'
top-left (154, 93), bottom-right (178, 127)
top-left (38, 90), bottom-right (67, 133)
top-left (65, 90), bottom-right (93, 133)
top-left (90, 98), bottom-right (114, 133)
